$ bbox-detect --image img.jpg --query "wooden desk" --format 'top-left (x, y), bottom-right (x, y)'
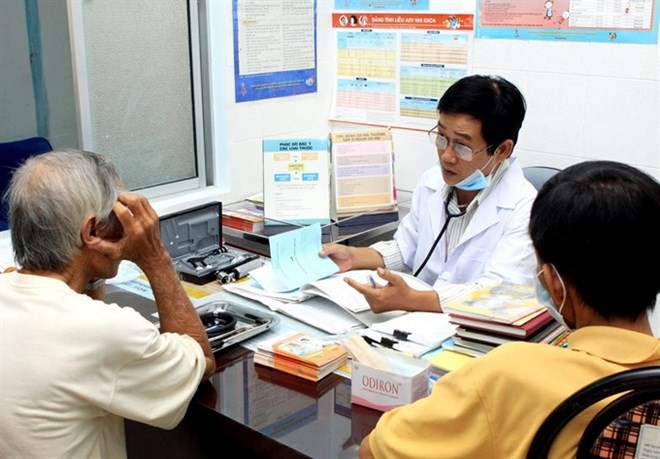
top-left (125, 345), bottom-right (383, 459)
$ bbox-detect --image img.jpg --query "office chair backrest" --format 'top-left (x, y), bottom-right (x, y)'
top-left (0, 136), bottom-right (53, 231)
top-left (522, 166), bottom-right (561, 191)
top-left (579, 394), bottom-right (660, 458)
top-left (526, 366), bottom-right (660, 459)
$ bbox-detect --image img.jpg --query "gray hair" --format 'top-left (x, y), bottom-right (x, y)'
top-left (9, 149), bottom-right (122, 271)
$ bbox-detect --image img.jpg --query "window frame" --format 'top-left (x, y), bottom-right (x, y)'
top-left (66, 0), bottom-right (212, 201)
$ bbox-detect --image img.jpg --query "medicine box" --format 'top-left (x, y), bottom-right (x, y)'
top-left (351, 348), bottom-right (430, 412)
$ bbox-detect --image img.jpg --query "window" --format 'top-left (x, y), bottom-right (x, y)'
top-left (1, 0), bottom-right (213, 204)
top-left (69, 0), bottom-right (209, 196)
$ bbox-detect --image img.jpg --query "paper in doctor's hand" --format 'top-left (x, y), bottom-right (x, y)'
top-left (251, 223), bottom-right (339, 292)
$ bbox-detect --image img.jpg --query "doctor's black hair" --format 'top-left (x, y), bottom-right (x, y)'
top-left (436, 75), bottom-right (526, 155)
top-left (529, 160), bottom-right (660, 321)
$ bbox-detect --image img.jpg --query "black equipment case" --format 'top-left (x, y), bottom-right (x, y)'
top-left (159, 202), bottom-right (258, 285)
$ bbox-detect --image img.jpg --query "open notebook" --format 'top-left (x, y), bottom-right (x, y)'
top-left (298, 269), bottom-right (432, 314)
top-left (224, 269), bottom-right (431, 335)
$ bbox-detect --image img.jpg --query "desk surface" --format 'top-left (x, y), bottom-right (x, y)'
top-left (107, 276), bottom-right (384, 459)
top-left (108, 209), bottom-right (418, 458)
top-left (126, 341), bottom-right (383, 459)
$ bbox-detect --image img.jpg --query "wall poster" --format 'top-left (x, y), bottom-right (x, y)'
top-left (476, 0), bottom-right (659, 44)
top-left (233, 0), bottom-right (318, 102)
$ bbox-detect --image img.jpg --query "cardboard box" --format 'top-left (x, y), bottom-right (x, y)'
top-left (351, 348), bottom-right (430, 412)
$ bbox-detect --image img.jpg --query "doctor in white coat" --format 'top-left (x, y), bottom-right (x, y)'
top-left (321, 75), bottom-right (537, 313)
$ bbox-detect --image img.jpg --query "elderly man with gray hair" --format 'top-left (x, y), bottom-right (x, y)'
top-left (0, 149), bottom-right (215, 458)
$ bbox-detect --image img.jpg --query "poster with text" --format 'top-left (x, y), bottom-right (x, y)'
top-left (476, 0), bottom-right (659, 44)
top-left (233, 0), bottom-right (318, 102)
top-left (263, 138), bottom-right (331, 226)
top-left (330, 12), bottom-right (474, 130)
top-left (334, 0), bottom-right (430, 11)
top-left (329, 129), bottom-right (397, 217)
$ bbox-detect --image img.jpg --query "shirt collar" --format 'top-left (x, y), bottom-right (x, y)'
top-left (568, 326), bottom-right (660, 365)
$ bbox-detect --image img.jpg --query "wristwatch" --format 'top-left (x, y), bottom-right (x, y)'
top-left (86, 278), bottom-right (106, 290)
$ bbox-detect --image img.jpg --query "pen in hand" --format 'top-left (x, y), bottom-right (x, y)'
top-left (368, 274), bottom-right (377, 288)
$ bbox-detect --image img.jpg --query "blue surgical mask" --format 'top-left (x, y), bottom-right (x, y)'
top-left (534, 265), bottom-right (572, 332)
top-left (455, 155), bottom-right (495, 191)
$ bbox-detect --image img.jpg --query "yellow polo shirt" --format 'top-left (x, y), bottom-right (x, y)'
top-left (368, 326), bottom-right (660, 459)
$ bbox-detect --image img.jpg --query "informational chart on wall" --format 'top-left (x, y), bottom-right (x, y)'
top-left (334, 0), bottom-right (430, 11)
top-left (329, 11), bottom-right (474, 130)
top-left (232, 0), bottom-right (318, 103)
top-left (476, 0), bottom-right (659, 44)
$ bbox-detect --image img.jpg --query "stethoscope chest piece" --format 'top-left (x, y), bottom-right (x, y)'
top-left (199, 311), bottom-right (237, 337)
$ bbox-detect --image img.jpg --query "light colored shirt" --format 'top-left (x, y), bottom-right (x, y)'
top-left (443, 160), bottom-right (508, 259)
top-left (0, 272), bottom-right (206, 459)
top-left (371, 158), bottom-right (533, 291)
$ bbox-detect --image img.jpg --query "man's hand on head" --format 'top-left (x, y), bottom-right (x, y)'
top-left (89, 193), bottom-right (169, 270)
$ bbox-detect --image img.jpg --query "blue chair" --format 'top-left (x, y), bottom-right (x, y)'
top-left (0, 136), bottom-right (53, 231)
top-left (523, 166), bottom-right (561, 192)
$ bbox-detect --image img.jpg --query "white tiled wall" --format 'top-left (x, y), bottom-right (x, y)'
top-left (210, 2), bottom-right (659, 203)
top-left (202, 1), bottom-right (659, 337)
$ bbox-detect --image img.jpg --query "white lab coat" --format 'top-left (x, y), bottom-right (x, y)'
top-left (393, 156), bottom-right (537, 288)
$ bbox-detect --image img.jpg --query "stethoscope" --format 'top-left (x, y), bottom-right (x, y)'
top-left (413, 187), bottom-right (467, 278)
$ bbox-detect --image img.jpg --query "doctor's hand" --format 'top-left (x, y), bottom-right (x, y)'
top-left (345, 268), bottom-right (443, 313)
top-left (344, 268), bottom-right (413, 313)
top-left (320, 243), bottom-right (355, 272)
top-left (320, 244), bottom-right (384, 273)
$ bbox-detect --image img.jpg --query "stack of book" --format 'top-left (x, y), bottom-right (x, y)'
top-left (222, 200), bottom-right (264, 233)
top-left (254, 331), bottom-right (349, 382)
top-left (442, 282), bottom-right (568, 358)
top-left (254, 363), bottom-right (346, 398)
top-left (335, 208), bottom-right (399, 235)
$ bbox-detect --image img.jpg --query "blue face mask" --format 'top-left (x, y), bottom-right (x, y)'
top-left (534, 265), bottom-right (572, 332)
top-left (455, 155), bottom-right (495, 191)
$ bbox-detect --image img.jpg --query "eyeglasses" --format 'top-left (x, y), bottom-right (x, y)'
top-left (428, 125), bottom-right (491, 161)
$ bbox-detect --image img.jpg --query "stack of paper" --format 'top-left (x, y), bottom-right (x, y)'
top-left (367, 311), bottom-right (457, 356)
top-left (227, 223), bottom-right (369, 335)
top-left (428, 349), bottom-right (474, 375)
top-left (254, 331), bottom-right (348, 382)
top-left (225, 224), bottom-right (430, 336)
top-left (249, 222), bottom-right (339, 293)
top-left (297, 269), bottom-right (434, 315)
top-left (224, 278), bottom-right (364, 335)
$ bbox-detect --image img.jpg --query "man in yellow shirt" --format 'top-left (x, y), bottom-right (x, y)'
top-left (359, 160), bottom-right (660, 458)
